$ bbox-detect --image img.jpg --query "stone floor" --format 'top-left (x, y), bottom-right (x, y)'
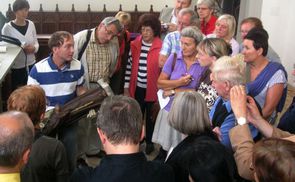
top-left (86, 84), bottom-right (295, 168)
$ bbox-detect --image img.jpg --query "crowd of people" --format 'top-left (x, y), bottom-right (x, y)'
top-left (1, 0), bottom-right (294, 182)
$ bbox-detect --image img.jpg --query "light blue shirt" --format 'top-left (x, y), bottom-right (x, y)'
top-left (209, 97), bottom-right (259, 148)
top-left (160, 31), bottom-right (181, 56)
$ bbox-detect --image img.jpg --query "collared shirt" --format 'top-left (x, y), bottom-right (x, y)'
top-left (170, 9), bottom-right (177, 24)
top-left (209, 97), bottom-right (258, 148)
top-left (162, 52), bottom-right (207, 111)
top-left (27, 56), bottom-right (85, 106)
top-left (200, 15), bottom-right (217, 35)
top-left (86, 31), bottom-right (112, 83)
top-left (160, 31), bottom-right (181, 57)
top-left (0, 173), bottom-right (20, 182)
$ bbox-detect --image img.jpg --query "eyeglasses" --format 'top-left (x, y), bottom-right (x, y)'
top-left (141, 27), bottom-right (153, 34)
top-left (103, 24), bottom-right (118, 38)
top-left (197, 7), bottom-right (209, 11)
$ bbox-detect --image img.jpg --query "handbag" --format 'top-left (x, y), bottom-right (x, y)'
top-left (41, 86), bottom-right (108, 135)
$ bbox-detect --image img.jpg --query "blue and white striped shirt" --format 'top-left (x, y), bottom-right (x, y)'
top-left (28, 56), bottom-right (85, 107)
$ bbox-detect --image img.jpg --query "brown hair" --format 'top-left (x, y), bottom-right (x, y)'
top-left (96, 95), bottom-right (143, 145)
top-left (13, 0), bottom-right (30, 12)
top-left (137, 13), bottom-right (161, 37)
top-left (7, 85), bottom-right (46, 126)
top-left (240, 17), bottom-right (263, 29)
top-left (253, 138), bottom-right (295, 182)
top-left (48, 31), bottom-right (73, 50)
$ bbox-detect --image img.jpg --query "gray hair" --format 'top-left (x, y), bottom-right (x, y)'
top-left (216, 14), bottom-right (236, 39)
top-left (101, 17), bottom-right (123, 33)
top-left (181, 26), bottom-right (204, 45)
top-left (197, 38), bottom-right (232, 58)
top-left (197, 0), bottom-right (216, 9)
top-left (96, 95), bottom-right (143, 145)
top-left (179, 8), bottom-right (200, 28)
top-left (212, 54), bottom-right (246, 86)
top-left (168, 91), bottom-right (211, 135)
top-left (0, 111), bottom-right (34, 167)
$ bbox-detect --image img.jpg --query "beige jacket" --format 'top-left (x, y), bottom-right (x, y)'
top-left (229, 124), bottom-right (295, 181)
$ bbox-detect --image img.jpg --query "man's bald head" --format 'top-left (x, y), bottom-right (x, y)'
top-left (0, 111), bottom-right (34, 168)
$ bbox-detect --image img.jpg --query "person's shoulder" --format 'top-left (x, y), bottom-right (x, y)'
top-left (1, 21), bottom-right (12, 31)
top-left (206, 33), bottom-right (216, 38)
top-left (152, 37), bottom-right (163, 48)
top-left (160, 7), bottom-right (174, 15)
top-left (36, 135), bottom-right (64, 147)
top-left (74, 29), bottom-right (93, 39)
top-left (70, 166), bottom-right (93, 182)
top-left (144, 160), bottom-right (175, 181)
top-left (109, 36), bottom-right (119, 47)
top-left (26, 19), bottom-right (35, 25)
top-left (164, 31), bottom-right (180, 40)
top-left (32, 135), bottom-right (68, 156)
top-left (33, 57), bottom-right (49, 67)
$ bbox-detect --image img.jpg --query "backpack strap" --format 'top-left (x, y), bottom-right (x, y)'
top-left (171, 53), bottom-right (177, 71)
top-left (78, 29), bottom-right (92, 60)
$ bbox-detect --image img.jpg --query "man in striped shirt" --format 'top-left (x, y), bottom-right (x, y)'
top-left (27, 31), bottom-right (86, 173)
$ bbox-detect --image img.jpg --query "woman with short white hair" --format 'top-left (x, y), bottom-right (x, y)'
top-left (207, 14), bottom-right (239, 56)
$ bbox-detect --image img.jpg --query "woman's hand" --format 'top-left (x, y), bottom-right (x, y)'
top-left (178, 74), bottom-right (192, 86)
top-left (213, 127), bottom-right (222, 141)
top-left (23, 44), bottom-right (35, 54)
top-left (163, 90), bottom-right (174, 98)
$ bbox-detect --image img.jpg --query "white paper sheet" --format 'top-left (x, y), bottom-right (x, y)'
top-left (157, 89), bottom-right (170, 109)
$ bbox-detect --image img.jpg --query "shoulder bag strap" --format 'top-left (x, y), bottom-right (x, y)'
top-left (78, 29), bottom-right (92, 60)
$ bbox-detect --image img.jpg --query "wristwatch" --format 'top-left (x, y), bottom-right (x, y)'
top-left (171, 89), bottom-right (175, 95)
top-left (237, 117), bottom-right (246, 125)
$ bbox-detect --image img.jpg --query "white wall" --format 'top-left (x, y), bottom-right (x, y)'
top-left (1, 0), bottom-right (174, 14)
top-left (261, 0), bottom-right (295, 86)
top-left (237, 0), bottom-right (263, 42)
top-left (238, 0), bottom-right (294, 86)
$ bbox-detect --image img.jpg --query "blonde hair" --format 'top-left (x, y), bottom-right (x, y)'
top-left (215, 14), bottom-right (236, 39)
top-left (197, 38), bottom-right (232, 59)
top-left (115, 11), bottom-right (131, 26)
top-left (212, 54), bottom-right (245, 86)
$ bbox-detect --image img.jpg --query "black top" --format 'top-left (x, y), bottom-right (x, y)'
top-left (11, 20), bottom-right (29, 35)
top-left (21, 130), bottom-right (69, 182)
top-left (71, 152), bottom-right (175, 182)
top-left (165, 133), bottom-right (219, 182)
top-left (278, 96), bottom-right (295, 134)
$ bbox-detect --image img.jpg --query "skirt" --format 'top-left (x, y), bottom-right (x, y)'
top-left (152, 109), bottom-right (183, 151)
